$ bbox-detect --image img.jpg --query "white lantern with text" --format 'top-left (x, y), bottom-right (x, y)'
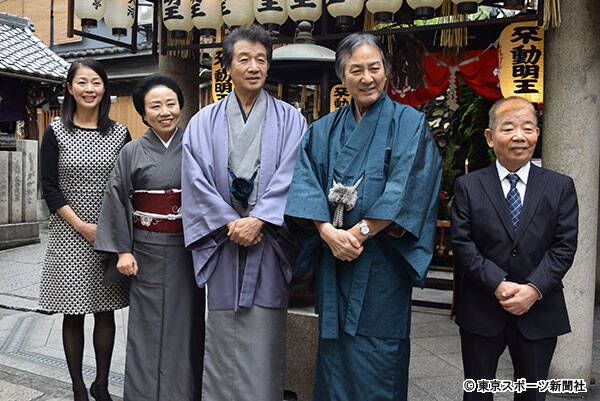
top-left (406, 0), bottom-right (442, 19)
top-left (326, 0), bottom-right (364, 30)
top-left (451, 0), bottom-right (482, 14)
top-left (163, 0), bottom-right (193, 38)
top-left (191, 0), bottom-right (223, 37)
top-left (105, 0), bottom-right (136, 37)
top-left (75, 0), bottom-right (106, 28)
top-left (222, 0), bottom-right (255, 29)
top-left (365, 0), bottom-right (402, 23)
top-left (287, 0), bottom-right (322, 23)
top-left (254, 0), bottom-right (288, 34)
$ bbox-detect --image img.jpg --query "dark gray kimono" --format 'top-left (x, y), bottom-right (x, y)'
top-left (95, 128), bottom-right (204, 401)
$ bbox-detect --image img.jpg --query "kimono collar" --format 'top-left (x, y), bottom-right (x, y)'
top-left (350, 91), bottom-right (388, 124)
top-left (151, 128), bottom-right (176, 148)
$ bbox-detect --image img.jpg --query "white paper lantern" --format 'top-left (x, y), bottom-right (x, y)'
top-left (365, 0), bottom-right (402, 22)
top-left (163, 0), bottom-right (193, 38)
top-left (222, 0), bottom-right (255, 29)
top-left (75, 0), bottom-right (106, 28)
top-left (104, 0), bottom-right (136, 36)
top-left (451, 0), bottom-right (482, 14)
top-left (191, 0), bottom-right (223, 36)
top-left (406, 0), bottom-right (442, 19)
top-left (254, 0), bottom-right (288, 33)
top-left (326, 0), bottom-right (364, 30)
top-left (287, 0), bottom-right (322, 23)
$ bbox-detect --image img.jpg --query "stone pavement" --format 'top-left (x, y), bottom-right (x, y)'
top-left (0, 227), bottom-right (598, 401)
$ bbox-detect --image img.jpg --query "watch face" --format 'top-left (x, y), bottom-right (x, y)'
top-left (360, 225), bottom-right (369, 235)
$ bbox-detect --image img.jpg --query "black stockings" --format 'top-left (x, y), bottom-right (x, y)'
top-left (92, 311), bottom-right (115, 388)
top-left (63, 312), bottom-right (116, 395)
top-left (63, 314), bottom-right (86, 392)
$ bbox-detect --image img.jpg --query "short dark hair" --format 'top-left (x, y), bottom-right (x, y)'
top-left (62, 58), bottom-right (114, 135)
top-left (132, 74), bottom-right (184, 127)
top-left (335, 33), bottom-right (391, 81)
top-left (222, 24), bottom-right (272, 69)
top-left (488, 96), bottom-right (537, 130)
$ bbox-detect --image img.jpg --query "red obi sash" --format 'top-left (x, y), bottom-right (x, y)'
top-left (133, 189), bottom-right (183, 233)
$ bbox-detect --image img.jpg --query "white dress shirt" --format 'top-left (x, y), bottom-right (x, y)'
top-left (495, 160), bottom-right (542, 299)
top-left (496, 160), bottom-right (530, 204)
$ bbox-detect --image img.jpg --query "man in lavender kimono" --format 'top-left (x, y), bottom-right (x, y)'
top-left (181, 25), bottom-right (307, 401)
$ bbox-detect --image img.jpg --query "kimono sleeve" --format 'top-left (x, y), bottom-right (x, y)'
top-left (284, 122), bottom-right (331, 224)
top-left (364, 114), bottom-right (442, 240)
top-left (95, 146), bottom-right (134, 254)
top-left (94, 145), bottom-right (134, 286)
top-left (181, 111), bottom-right (239, 249)
top-left (364, 113), bottom-right (442, 286)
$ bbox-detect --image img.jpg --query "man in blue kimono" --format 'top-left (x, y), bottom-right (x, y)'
top-left (181, 25), bottom-right (306, 401)
top-left (285, 33), bottom-right (442, 401)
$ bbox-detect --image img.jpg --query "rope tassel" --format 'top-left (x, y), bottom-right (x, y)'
top-left (328, 175), bottom-right (364, 228)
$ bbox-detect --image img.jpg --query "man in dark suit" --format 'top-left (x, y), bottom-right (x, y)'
top-left (451, 96), bottom-right (578, 401)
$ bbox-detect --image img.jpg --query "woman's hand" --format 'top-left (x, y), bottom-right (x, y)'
top-left (77, 222), bottom-right (97, 245)
top-left (117, 253), bottom-right (138, 276)
top-left (56, 205), bottom-right (97, 245)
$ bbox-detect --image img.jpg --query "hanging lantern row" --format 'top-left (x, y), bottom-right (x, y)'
top-left (76, 0), bottom-right (488, 39)
top-left (75, 0), bottom-right (137, 34)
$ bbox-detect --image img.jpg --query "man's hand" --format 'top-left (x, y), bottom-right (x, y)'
top-left (499, 284), bottom-right (540, 316)
top-left (77, 222), bottom-right (97, 245)
top-left (347, 225), bottom-right (366, 246)
top-left (117, 252), bottom-right (138, 276)
top-left (316, 222), bottom-right (363, 262)
top-left (227, 217), bottom-right (264, 247)
top-left (494, 280), bottom-right (519, 301)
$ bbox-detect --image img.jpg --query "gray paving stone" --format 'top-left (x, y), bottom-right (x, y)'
top-left (413, 334), bottom-right (462, 354)
top-left (409, 341), bottom-right (432, 357)
top-left (409, 354), bottom-right (463, 379)
top-left (411, 319), bottom-right (460, 339)
top-left (0, 260), bottom-right (41, 279)
top-left (0, 243), bottom-right (46, 264)
top-left (412, 374), bottom-right (465, 401)
top-left (0, 270), bottom-right (42, 293)
top-left (410, 306), bottom-right (453, 324)
top-left (0, 378), bottom-right (43, 400)
top-left (407, 381), bottom-right (434, 400)
top-left (9, 283), bottom-right (40, 299)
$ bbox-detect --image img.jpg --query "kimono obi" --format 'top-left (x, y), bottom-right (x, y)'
top-left (133, 189), bottom-right (183, 233)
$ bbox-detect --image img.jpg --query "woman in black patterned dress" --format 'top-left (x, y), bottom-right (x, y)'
top-left (40, 59), bottom-right (130, 401)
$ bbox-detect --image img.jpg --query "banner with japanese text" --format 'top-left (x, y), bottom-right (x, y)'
top-left (212, 48), bottom-right (234, 103)
top-left (499, 21), bottom-right (544, 103)
top-left (330, 84), bottom-right (351, 112)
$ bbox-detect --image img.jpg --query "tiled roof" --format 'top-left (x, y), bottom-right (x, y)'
top-left (0, 13), bottom-right (69, 83)
top-left (56, 42), bottom-right (153, 60)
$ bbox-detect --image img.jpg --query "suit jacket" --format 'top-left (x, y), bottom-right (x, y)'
top-left (451, 164), bottom-right (578, 340)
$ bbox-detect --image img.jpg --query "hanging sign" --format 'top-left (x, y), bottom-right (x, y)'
top-left (212, 48), bottom-right (234, 102)
top-left (330, 84), bottom-right (351, 112)
top-left (499, 21), bottom-right (544, 103)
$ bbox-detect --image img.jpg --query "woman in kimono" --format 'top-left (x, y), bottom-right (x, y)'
top-left (95, 74), bottom-right (204, 401)
top-left (40, 58), bottom-right (130, 401)
top-left (285, 34), bottom-right (442, 400)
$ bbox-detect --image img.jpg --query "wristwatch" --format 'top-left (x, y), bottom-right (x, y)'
top-left (359, 220), bottom-right (372, 238)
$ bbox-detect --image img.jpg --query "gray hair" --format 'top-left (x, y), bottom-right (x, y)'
top-left (488, 96), bottom-right (538, 130)
top-left (335, 33), bottom-right (391, 81)
top-left (222, 24), bottom-right (272, 69)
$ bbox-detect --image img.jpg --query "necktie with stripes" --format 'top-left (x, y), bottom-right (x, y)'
top-left (506, 173), bottom-right (522, 231)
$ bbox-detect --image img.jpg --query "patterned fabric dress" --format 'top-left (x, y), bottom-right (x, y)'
top-left (39, 120), bottom-right (130, 314)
